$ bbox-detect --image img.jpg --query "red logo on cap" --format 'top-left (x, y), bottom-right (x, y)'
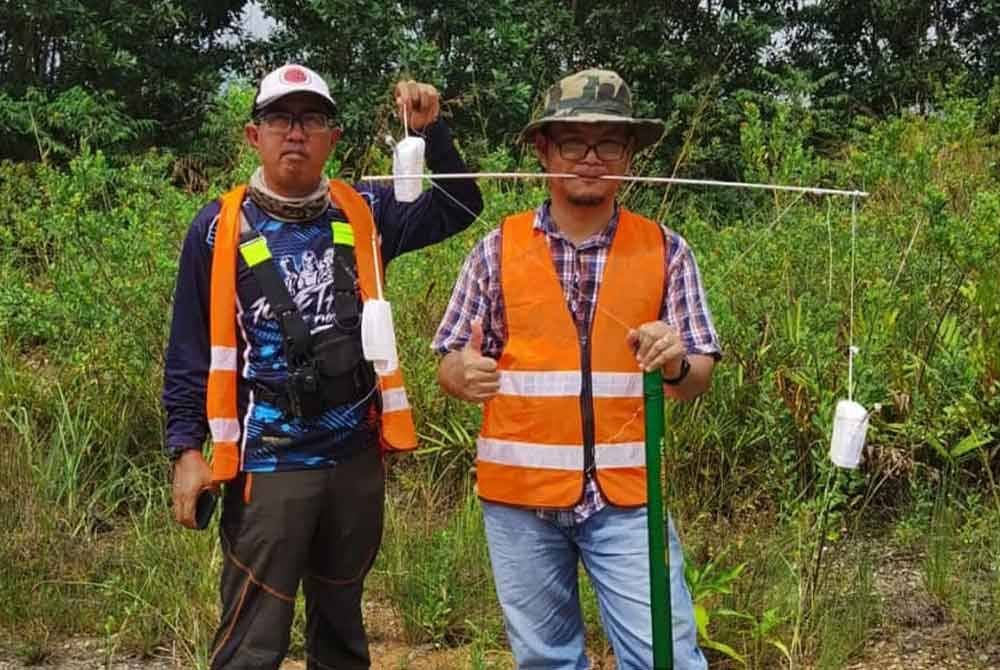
top-left (281, 67), bottom-right (309, 85)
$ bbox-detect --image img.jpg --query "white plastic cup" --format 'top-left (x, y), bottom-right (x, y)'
top-left (361, 298), bottom-right (398, 374)
top-left (393, 136), bottom-right (425, 202)
top-left (829, 399), bottom-right (869, 469)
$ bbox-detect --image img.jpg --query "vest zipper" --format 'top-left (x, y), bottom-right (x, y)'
top-left (580, 332), bottom-right (596, 479)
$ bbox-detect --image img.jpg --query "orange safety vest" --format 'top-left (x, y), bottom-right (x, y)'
top-left (206, 180), bottom-right (417, 483)
top-left (476, 208), bottom-right (665, 508)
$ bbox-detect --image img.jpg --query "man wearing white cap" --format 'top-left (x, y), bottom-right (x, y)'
top-left (163, 64), bottom-right (483, 668)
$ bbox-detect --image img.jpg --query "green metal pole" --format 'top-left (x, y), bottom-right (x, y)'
top-left (644, 370), bottom-right (673, 670)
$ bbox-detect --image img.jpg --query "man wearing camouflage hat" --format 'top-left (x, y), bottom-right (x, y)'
top-left (434, 69), bottom-right (719, 668)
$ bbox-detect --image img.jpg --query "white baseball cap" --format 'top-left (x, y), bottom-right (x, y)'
top-left (252, 64), bottom-right (337, 117)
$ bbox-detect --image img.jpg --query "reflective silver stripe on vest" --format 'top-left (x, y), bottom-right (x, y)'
top-left (592, 372), bottom-right (643, 398)
top-left (210, 346), bottom-right (238, 371)
top-left (477, 438), bottom-right (584, 470)
top-left (497, 371), bottom-right (643, 398)
top-left (477, 438), bottom-right (646, 470)
top-left (381, 387), bottom-right (410, 413)
top-left (499, 370), bottom-right (581, 396)
top-left (209, 418), bottom-right (241, 442)
top-left (594, 441), bottom-right (646, 468)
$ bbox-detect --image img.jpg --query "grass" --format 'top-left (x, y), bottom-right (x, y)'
top-left (1, 400), bottom-right (997, 669)
top-left (814, 555), bottom-right (881, 670)
top-left (0, 354), bottom-right (220, 666)
top-left (374, 483), bottom-right (504, 648)
top-left (922, 494), bottom-right (1000, 646)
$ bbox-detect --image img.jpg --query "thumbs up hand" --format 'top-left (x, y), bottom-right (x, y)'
top-left (457, 320), bottom-right (500, 402)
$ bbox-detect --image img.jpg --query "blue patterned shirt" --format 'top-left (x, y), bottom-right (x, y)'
top-left (163, 121), bottom-right (483, 471)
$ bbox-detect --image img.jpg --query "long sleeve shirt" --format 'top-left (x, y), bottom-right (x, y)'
top-left (163, 120), bottom-right (482, 471)
top-left (432, 202), bottom-right (720, 522)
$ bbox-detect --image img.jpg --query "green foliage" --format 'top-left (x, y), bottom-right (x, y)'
top-left (375, 490), bottom-right (504, 647)
top-left (0, 346), bottom-right (218, 663)
top-left (248, 0), bottom-right (1000, 190)
top-left (0, 146), bottom-right (197, 376)
top-left (0, 0), bottom-right (247, 158)
top-left (181, 83), bottom-right (261, 190)
top-left (813, 556), bottom-right (881, 670)
top-left (922, 490), bottom-right (1000, 645)
top-left (686, 552), bottom-right (749, 664)
top-left (0, 132), bottom-right (212, 656)
top-left (783, 1), bottom-right (997, 117)
top-left (257, 0), bottom-right (577, 154)
top-left (0, 87), bottom-right (155, 161)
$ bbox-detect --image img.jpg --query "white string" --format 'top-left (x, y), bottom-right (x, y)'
top-left (402, 103), bottom-right (409, 138)
top-left (848, 195), bottom-right (858, 401)
top-left (606, 175), bottom-right (867, 198)
top-left (372, 232), bottom-right (384, 300)
top-left (423, 178), bottom-right (636, 335)
top-left (402, 171), bottom-right (865, 442)
top-left (706, 192), bottom-right (806, 292)
top-left (825, 198), bottom-right (834, 301)
top-left (360, 172), bottom-right (869, 198)
top-left (414, 173), bottom-right (866, 340)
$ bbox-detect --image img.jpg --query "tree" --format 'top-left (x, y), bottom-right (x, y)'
top-left (0, 0), bottom-right (248, 159)
top-left (780, 0), bottom-right (974, 116)
top-left (255, 0), bottom-right (579, 158)
top-left (256, 0), bottom-right (790, 174)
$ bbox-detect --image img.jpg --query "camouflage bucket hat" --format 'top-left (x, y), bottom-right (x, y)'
top-left (519, 69), bottom-right (665, 152)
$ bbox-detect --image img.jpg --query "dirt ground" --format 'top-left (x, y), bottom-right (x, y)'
top-left (840, 544), bottom-right (1000, 670)
top-left (2, 545), bottom-right (998, 670)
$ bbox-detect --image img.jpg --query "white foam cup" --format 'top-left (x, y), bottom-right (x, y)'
top-left (829, 399), bottom-right (869, 469)
top-left (393, 136), bottom-right (425, 202)
top-left (361, 298), bottom-right (398, 374)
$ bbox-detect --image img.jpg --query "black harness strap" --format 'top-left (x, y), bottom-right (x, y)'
top-left (240, 231), bottom-right (313, 367)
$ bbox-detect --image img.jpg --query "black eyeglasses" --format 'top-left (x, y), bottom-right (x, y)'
top-left (551, 137), bottom-right (630, 161)
top-left (255, 111), bottom-right (335, 134)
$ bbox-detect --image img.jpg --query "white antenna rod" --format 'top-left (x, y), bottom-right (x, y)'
top-left (603, 175), bottom-right (868, 198)
top-left (848, 195), bottom-right (858, 400)
top-left (359, 172), bottom-right (868, 198)
top-left (362, 172), bottom-right (578, 181)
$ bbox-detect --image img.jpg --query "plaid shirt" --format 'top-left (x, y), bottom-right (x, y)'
top-left (433, 202), bottom-right (721, 524)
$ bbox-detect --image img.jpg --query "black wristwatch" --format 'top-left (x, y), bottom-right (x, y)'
top-left (663, 357), bottom-right (690, 386)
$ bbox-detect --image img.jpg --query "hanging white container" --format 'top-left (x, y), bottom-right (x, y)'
top-left (829, 399), bottom-right (869, 469)
top-left (361, 298), bottom-right (398, 374)
top-left (393, 135), bottom-right (425, 202)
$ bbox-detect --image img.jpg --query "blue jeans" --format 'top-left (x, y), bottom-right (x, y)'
top-left (482, 502), bottom-right (707, 670)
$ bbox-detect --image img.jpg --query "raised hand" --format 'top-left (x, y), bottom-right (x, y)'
top-left (394, 80), bottom-right (440, 131)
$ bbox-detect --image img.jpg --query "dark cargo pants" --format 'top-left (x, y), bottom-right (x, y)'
top-left (208, 446), bottom-right (384, 670)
